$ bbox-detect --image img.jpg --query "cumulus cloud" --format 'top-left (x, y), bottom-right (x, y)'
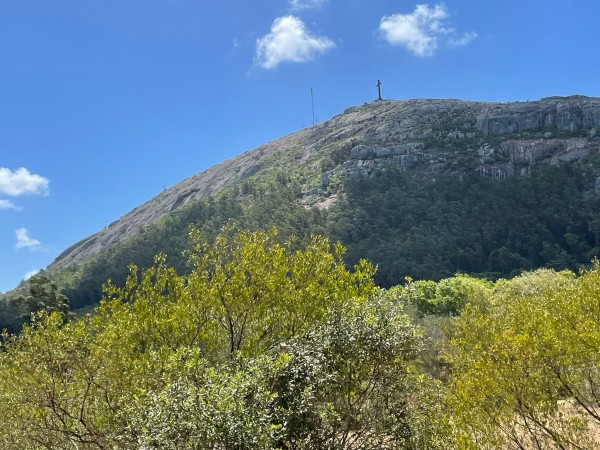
top-left (0, 199), bottom-right (21, 211)
top-left (15, 228), bottom-right (42, 250)
top-left (379, 3), bottom-right (477, 57)
top-left (0, 167), bottom-right (49, 196)
top-left (255, 16), bottom-right (336, 69)
top-left (289, 0), bottom-right (328, 11)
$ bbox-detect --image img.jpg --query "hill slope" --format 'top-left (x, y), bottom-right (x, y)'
top-left (4, 95), bottom-right (600, 321)
top-left (51, 96), bottom-right (600, 271)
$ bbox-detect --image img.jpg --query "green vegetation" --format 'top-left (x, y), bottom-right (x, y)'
top-left (3, 229), bottom-right (600, 448)
top-left (3, 99), bottom-right (600, 447)
top-left (0, 229), bottom-right (450, 449)
top-left (331, 162), bottom-right (600, 285)
top-left (3, 154), bottom-right (599, 329)
top-left (408, 274), bottom-right (492, 317)
top-left (448, 266), bottom-right (600, 449)
top-left (0, 275), bottom-right (70, 335)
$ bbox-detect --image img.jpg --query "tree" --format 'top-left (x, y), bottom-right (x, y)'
top-left (4, 228), bottom-right (435, 449)
top-left (120, 293), bottom-right (451, 450)
top-left (5, 275), bottom-right (71, 330)
top-left (408, 274), bottom-right (492, 317)
top-left (448, 267), bottom-right (600, 449)
top-left (271, 294), bottom-right (451, 450)
top-left (98, 226), bottom-right (377, 361)
top-left (23, 275), bottom-right (70, 317)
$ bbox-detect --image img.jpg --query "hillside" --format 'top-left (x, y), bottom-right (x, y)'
top-left (3, 95), bottom-right (600, 324)
top-left (50, 96), bottom-right (600, 270)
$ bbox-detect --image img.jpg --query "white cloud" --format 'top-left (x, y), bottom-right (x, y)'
top-left (15, 228), bottom-right (42, 250)
top-left (289, 0), bottom-right (328, 11)
top-left (379, 3), bottom-right (477, 57)
top-left (255, 16), bottom-right (336, 69)
top-left (23, 269), bottom-right (40, 280)
top-left (0, 199), bottom-right (21, 211)
top-left (0, 167), bottom-right (49, 196)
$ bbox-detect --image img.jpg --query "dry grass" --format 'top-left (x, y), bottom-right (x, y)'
top-left (500, 400), bottom-right (600, 449)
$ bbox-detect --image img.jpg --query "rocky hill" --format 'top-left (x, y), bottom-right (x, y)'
top-left (50, 96), bottom-right (600, 272)
top-left (2, 93), bottom-right (599, 332)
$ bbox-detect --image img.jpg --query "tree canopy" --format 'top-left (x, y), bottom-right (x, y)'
top-left (0, 228), bottom-right (449, 449)
top-left (448, 266), bottom-right (600, 449)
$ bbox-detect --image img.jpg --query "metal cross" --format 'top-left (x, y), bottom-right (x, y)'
top-left (376, 80), bottom-right (382, 100)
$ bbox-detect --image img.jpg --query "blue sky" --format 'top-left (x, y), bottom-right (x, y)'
top-left (1, 0), bottom-right (599, 293)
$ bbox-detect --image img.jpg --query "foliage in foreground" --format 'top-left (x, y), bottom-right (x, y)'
top-left (0, 228), bottom-right (450, 449)
top-left (448, 266), bottom-right (600, 449)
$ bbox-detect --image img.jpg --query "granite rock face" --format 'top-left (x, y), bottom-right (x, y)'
top-left (50, 96), bottom-right (600, 272)
top-left (476, 97), bottom-right (600, 135)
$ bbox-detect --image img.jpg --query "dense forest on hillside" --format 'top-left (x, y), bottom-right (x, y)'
top-left (2, 155), bottom-right (600, 330)
top-left (1, 229), bottom-right (600, 449)
top-left (333, 162), bottom-right (600, 284)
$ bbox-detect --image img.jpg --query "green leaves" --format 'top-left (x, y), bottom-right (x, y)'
top-left (2, 229), bottom-right (424, 449)
top-left (123, 354), bottom-right (280, 450)
top-left (408, 274), bottom-right (492, 317)
top-left (182, 226), bottom-right (377, 357)
top-left (448, 267), bottom-right (600, 449)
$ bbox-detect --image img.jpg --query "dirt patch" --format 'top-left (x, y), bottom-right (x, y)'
top-left (312, 194), bottom-right (338, 210)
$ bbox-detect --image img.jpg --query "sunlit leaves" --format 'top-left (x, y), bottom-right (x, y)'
top-left (448, 267), bottom-right (600, 449)
top-left (0, 228), bottom-right (399, 449)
